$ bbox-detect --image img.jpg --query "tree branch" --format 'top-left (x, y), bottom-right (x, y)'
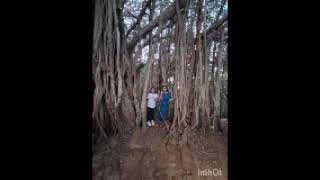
top-left (215, 0), bottom-right (226, 21)
top-left (140, 15), bottom-right (227, 49)
top-left (123, 11), bottom-right (139, 19)
top-left (125, 0), bottom-right (152, 36)
top-left (206, 14), bottom-right (227, 38)
top-left (127, 0), bottom-right (188, 52)
top-left (141, 22), bottom-right (174, 48)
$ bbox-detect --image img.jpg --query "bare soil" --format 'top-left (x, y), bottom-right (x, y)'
top-left (93, 124), bottom-right (227, 180)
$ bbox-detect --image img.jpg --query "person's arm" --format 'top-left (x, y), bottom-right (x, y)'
top-left (147, 93), bottom-right (150, 101)
top-left (159, 91), bottom-right (163, 101)
top-left (169, 92), bottom-right (174, 102)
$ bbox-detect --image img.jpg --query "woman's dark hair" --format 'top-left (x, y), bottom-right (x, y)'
top-left (149, 87), bottom-right (156, 93)
top-left (162, 85), bottom-right (169, 92)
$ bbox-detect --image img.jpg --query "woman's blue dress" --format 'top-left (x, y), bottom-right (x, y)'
top-left (159, 92), bottom-right (172, 121)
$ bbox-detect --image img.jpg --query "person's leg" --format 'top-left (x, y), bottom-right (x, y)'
top-left (151, 108), bottom-right (156, 125)
top-left (159, 106), bottom-right (164, 122)
top-left (159, 103), bottom-right (169, 129)
top-left (147, 107), bottom-right (152, 126)
top-left (147, 108), bottom-right (150, 121)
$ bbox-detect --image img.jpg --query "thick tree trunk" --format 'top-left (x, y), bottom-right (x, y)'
top-left (213, 27), bottom-right (225, 132)
top-left (140, 41), bottom-right (154, 129)
top-left (140, 0), bottom-right (155, 129)
top-left (93, 0), bottom-right (136, 140)
top-left (192, 0), bottom-right (204, 130)
top-left (158, 0), bottom-right (164, 87)
top-left (165, 0), bottom-right (191, 146)
top-left (203, 0), bottom-right (211, 130)
top-left (133, 42), bottom-right (143, 126)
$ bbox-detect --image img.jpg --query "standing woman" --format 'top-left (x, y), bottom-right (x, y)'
top-left (159, 85), bottom-right (174, 131)
top-left (147, 87), bottom-right (158, 127)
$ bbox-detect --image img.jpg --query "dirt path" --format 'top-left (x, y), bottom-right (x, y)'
top-left (93, 125), bottom-right (227, 180)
